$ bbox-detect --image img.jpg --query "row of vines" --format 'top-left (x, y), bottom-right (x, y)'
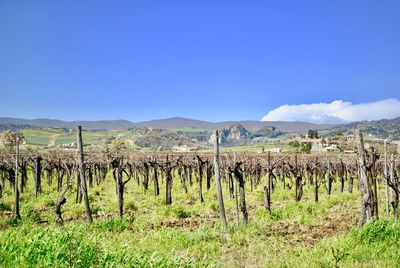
top-left (0, 128), bottom-right (399, 228)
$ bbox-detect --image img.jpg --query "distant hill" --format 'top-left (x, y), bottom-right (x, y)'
top-left (134, 117), bottom-right (208, 129)
top-left (0, 116), bottom-right (334, 132)
top-left (0, 117), bottom-right (135, 131)
top-left (329, 117), bottom-right (400, 139)
top-left (0, 123), bottom-right (33, 132)
top-left (252, 126), bottom-right (283, 138)
top-left (134, 117), bottom-right (333, 132)
top-left (4, 116), bottom-right (399, 149)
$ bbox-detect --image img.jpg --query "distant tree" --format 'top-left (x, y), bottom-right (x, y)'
top-left (289, 140), bottom-right (300, 147)
top-left (307, 130), bottom-right (319, 139)
top-left (108, 139), bottom-right (128, 153)
top-left (300, 142), bottom-right (312, 153)
top-left (0, 130), bottom-right (24, 151)
top-left (321, 137), bottom-right (327, 146)
top-left (335, 131), bottom-right (343, 136)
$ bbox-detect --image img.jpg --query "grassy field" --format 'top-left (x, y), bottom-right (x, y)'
top-left (21, 128), bottom-right (60, 146)
top-left (1, 171), bottom-right (399, 267)
top-left (20, 128), bottom-right (140, 148)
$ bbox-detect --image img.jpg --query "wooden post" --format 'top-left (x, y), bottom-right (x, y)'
top-left (294, 155), bottom-right (298, 200)
top-left (384, 140), bottom-right (390, 217)
top-left (294, 154), bottom-right (303, 202)
top-left (164, 163), bottom-right (173, 205)
top-left (77, 126), bottom-right (93, 223)
top-left (228, 172), bottom-right (234, 198)
top-left (370, 146), bottom-right (379, 219)
top-left (149, 159), bottom-right (160, 196)
top-left (314, 156), bottom-right (319, 202)
top-left (34, 156), bottom-right (42, 198)
top-left (265, 151), bottom-right (272, 210)
top-left (75, 169), bottom-right (82, 204)
top-left (196, 156), bottom-right (204, 203)
top-left (267, 151), bottom-right (273, 191)
top-left (214, 130), bottom-right (227, 230)
top-left (390, 155), bottom-right (398, 219)
top-left (356, 129), bottom-right (374, 226)
top-left (143, 162), bottom-right (149, 191)
top-left (19, 160), bottom-right (27, 194)
top-left (327, 156), bottom-right (332, 195)
top-left (348, 168), bottom-right (354, 194)
top-left (153, 166), bottom-right (160, 196)
top-left (206, 161), bottom-right (211, 191)
top-left (281, 160), bottom-right (285, 189)
top-left (233, 152), bottom-right (240, 224)
top-left (187, 166), bottom-right (192, 186)
top-left (264, 186), bottom-right (271, 212)
top-left (181, 166), bottom-right (188, 194)
top-left (340, 160), bottom-right (345, 193)
top-left (14, 136), bottom-right (21, 220)
top-left (116, 165), bottom-right (124, 218)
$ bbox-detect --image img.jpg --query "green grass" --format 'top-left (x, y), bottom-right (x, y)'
top-left (54, 130), bottom-right (138, 146)
top-left (20, 128), bottom-right (136, 147)
top-left (24, 136), bottom-right (50, 146)
top-left (0, 171), bottom-right (398, 267)
top-left (21, 128), bottom-right (60, 146)
top-left (21, 128), bottom-right (63, 136)
top-left (220, 142), bottom-right (296, 153)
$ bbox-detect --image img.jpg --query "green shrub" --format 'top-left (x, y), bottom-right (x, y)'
top-left (289, 140), bottom-right (300, 147)
top-left (172, 205), bottom-right (191, 219)
top-left (0, 201), bottom-right (12, 211)
top-left (24, 205), bottom-right (42, 223)
top-left (43, 196), bottom-right (56, 207)
top-left (94, 218), bottom-right (129, 231)
top-left (209, 202), bottom-right (218, 212)
top-left (125, 201), bottom-right (138, 211)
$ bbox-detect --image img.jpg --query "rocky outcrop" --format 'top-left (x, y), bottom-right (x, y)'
top-left (208, 124), bottom-right (251, 144)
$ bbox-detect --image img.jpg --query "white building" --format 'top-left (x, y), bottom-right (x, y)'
top-left (172, 145), bottom-right (199, 152)
top-left (267, 148), bottom-right (282, 153)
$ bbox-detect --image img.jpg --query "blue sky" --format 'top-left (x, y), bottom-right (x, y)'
top-left (1, 1), bottom-right (399, 122)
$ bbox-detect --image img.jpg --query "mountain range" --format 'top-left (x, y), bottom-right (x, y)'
top-left (329, 117), bottom-right (400, 139)
top-left (0, 117), bottom-right (333, 132)
top-left (2, 116), bottom-right (400, 140)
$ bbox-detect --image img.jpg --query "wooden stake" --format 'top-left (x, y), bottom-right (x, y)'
top-left (14, 136), bottom-right (21, 220)
top-left (214, 130), bottom-right (227, 230)
top-left (390, 155), bottom-right (398, 219)
top-left (384, 140), bottom-right (390, 217)
top-left (34, 156), bottom-right (42, 198)
top-left (77, 126), bottom-right (93, 223)
top-left (233, 152), bottom-right (239, 224)
top-left (356, 129), bottom-right (374, 226)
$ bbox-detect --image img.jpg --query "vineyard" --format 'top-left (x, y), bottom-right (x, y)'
top-left (1, 128), bottom-right (400, 267)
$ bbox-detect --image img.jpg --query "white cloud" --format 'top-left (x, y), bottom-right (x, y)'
top-left (261, 99), bottom-right (400, 124)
